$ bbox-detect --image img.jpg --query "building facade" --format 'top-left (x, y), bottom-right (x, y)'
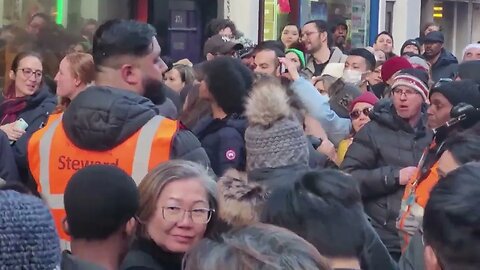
top-left (379, 0), bottom-right (480, 58)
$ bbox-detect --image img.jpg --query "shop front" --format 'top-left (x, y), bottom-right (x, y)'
top-left (262, 0), bottom-right (377, 48)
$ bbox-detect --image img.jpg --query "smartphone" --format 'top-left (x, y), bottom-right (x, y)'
top-left (10, 118), bottom-right (28, 145)
top-left (15, 118), bottom-right (29, 131)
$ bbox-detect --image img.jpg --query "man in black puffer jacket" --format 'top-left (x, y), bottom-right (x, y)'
top-left (342, 69), bottom-right (432, 261)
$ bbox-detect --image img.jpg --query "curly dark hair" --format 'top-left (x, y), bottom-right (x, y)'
top-left (202, 56), bottom-right (253, 114)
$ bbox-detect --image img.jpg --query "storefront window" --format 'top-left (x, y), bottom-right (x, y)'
top-left (300, 0), bottom-right (370, 48)
top-left (0, 0), bottom-right (131, 87)
top-left (263, 0), bottom-right (290, 41)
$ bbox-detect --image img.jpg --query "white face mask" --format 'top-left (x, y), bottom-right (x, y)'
top-left (342, 69), bottom-right (363, 85)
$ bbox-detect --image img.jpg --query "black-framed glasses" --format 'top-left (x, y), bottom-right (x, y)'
top-left (392, 88), bottom-right (419, 97)
top-left (350, 107), bottom-right (373, 120)
top-left (301, 31), bottom-right (320, 39)
top-left (161, 206), bottom-right (215, 224)
top-left (17, 68), bottom-right (43, 80)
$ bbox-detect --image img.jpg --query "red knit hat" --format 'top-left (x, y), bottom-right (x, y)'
top-left (391, 73), bottom-right (430, 101)
top-left (381, 56), bottom-right (413, 82)
top-left (349, 91), bottom-right (379, 112)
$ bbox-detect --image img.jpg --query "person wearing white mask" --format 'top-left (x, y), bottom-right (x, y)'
top-left (343, 48), bottom-right (377, 92)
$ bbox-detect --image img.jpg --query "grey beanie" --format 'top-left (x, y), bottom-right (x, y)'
top-left (0, 190), bottom-right (61, 269)
top-left (244, 77), bottom-right (309, 171)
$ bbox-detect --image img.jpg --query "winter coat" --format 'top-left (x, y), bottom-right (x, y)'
top-left (398, 231), bottom-right (424, 270)
top-left (61, 85), bottom-right (209, 162)
top-left (303, 47), bottom-right (348, 78)
top-left (341, 99), bottom-right (432, 254)
top-left (155, 97), bottom-right (178, 120)
top-left (193, 114), bottom-right (247, 176)
top-left (0, 131), bottom-right (20, 182)
top-left (429, 49), bottom-right (458, 82)
top-left (121, 237), bottom-right (183, 270)
top-left (0, 85), bottom-right (56, 184)
top-left (61, 251), bottom-right (106, 270)
top-left (248, 163), bottom-right (309, 192)
top-left (24, 86), bottom-right (209, 191)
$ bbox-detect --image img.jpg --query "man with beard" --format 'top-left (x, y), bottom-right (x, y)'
top-left (422, 31), bottom-right (458, 82)
top-left (302, 20), bottom-right (347, 78)
top-left (330, 19), bottom-right (349, 53)
top-left (27, 20), bottom-right (210, 247)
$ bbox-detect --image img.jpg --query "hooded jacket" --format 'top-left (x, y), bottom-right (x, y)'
top-left (341, 99), bottom-right (432, 254)
top-left (193, 114), bottom-right (247, 176)
top-left (303, 47), bottom-right (348, 78)
top-left (61, 86), bottom-right (209, 167)
top-left (429, 48), bottom-right (458, 82)
top-left (1, 85), bottom-right (56, 184)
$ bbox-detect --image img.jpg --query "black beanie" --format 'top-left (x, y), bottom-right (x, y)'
top-left (64, 165), bottom-right (139, 240)
top-left (401, 39), bottom-right (421, 55)
top-left (430, 80), bottom-right (480, 108)
top-left (349, 48), bottom-right (376, 71)
top-left (458, 60), bottom-right (480, 82)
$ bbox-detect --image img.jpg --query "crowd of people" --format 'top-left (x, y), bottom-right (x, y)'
top-left (0, 13), bottom-right (480, 270)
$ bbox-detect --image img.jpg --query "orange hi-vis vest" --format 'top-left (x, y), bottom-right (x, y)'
top-left (28, 113), bottom-right (178, 249)
top-left (397, 143), bottom-right (440, 252)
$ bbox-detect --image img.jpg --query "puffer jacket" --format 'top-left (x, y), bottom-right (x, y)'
top-left (193, 114), bottom-right (247, 176)
top-left (429, 49), bottom-right (458, 82)
top-left (20, 86), bottom-right (210, 192)
top-left (61, 86), bottom-right (209, 166)
top-left (341, 99), bottom-right (432, 254)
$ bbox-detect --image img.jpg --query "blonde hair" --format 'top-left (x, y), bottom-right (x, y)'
top-left (55, 53), bottom-right (94, 112)
top-left (136, 160), bottom-right (218, 238)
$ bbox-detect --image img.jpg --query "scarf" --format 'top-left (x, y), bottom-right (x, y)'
top-left (0, 97), bottom-right (28, 125)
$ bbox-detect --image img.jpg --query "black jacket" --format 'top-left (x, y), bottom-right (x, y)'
top-left (341, 99), bottom-right (432, 254)
top-left (61, 86), bottom-right (209, 165)
top-left (61, 251), bottom-right (106, 270)
top-left (121, 238), bottom-right (183, 270)
top-left (428, 49), bottom-right (458, 82)
top-left (0, 86), bottom-right (56, 184)
top-left (193, 114), bottom-right (246, 176)
top-left (0, 131), bottom-right (20, 182)
top-left (251, 165), bottom-right (397, 270)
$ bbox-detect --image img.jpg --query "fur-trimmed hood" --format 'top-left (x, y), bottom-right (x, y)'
top-left (244, 78), bottom-right (292, 127)
top-left (217, 171), bottom-right (269, 226)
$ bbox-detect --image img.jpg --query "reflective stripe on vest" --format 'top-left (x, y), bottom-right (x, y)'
top-left (29, 114), bottom-right (177, 245)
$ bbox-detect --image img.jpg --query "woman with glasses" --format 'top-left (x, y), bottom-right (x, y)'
top-left (121, 160), bottom-right (218, 270)
top-left (337, 92), bottom-right (379, 164)
top-left (0, 51), bottom-right (56, 184)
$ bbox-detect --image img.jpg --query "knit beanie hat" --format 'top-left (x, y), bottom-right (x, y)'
top-left (244, 77), bottom-right (309, 171)
top-left (408, 55), bottom-right (430, 72)
top-left (349, 91), bottom-right (379, 112)
top-left (65, 165), bottom-right (139, 240)
top-left (430, 80), bottom-right (480, 108)
top-left (0, 190), bottom-right (61, 269)
top-left (381, 56), bottom-right (413, 82)
top-left (401, 39), bottom-right (421, 55)
top-left (391, 71), bottom-right (430, 101)
top-left (285, 48), bottom-right (306, 68)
